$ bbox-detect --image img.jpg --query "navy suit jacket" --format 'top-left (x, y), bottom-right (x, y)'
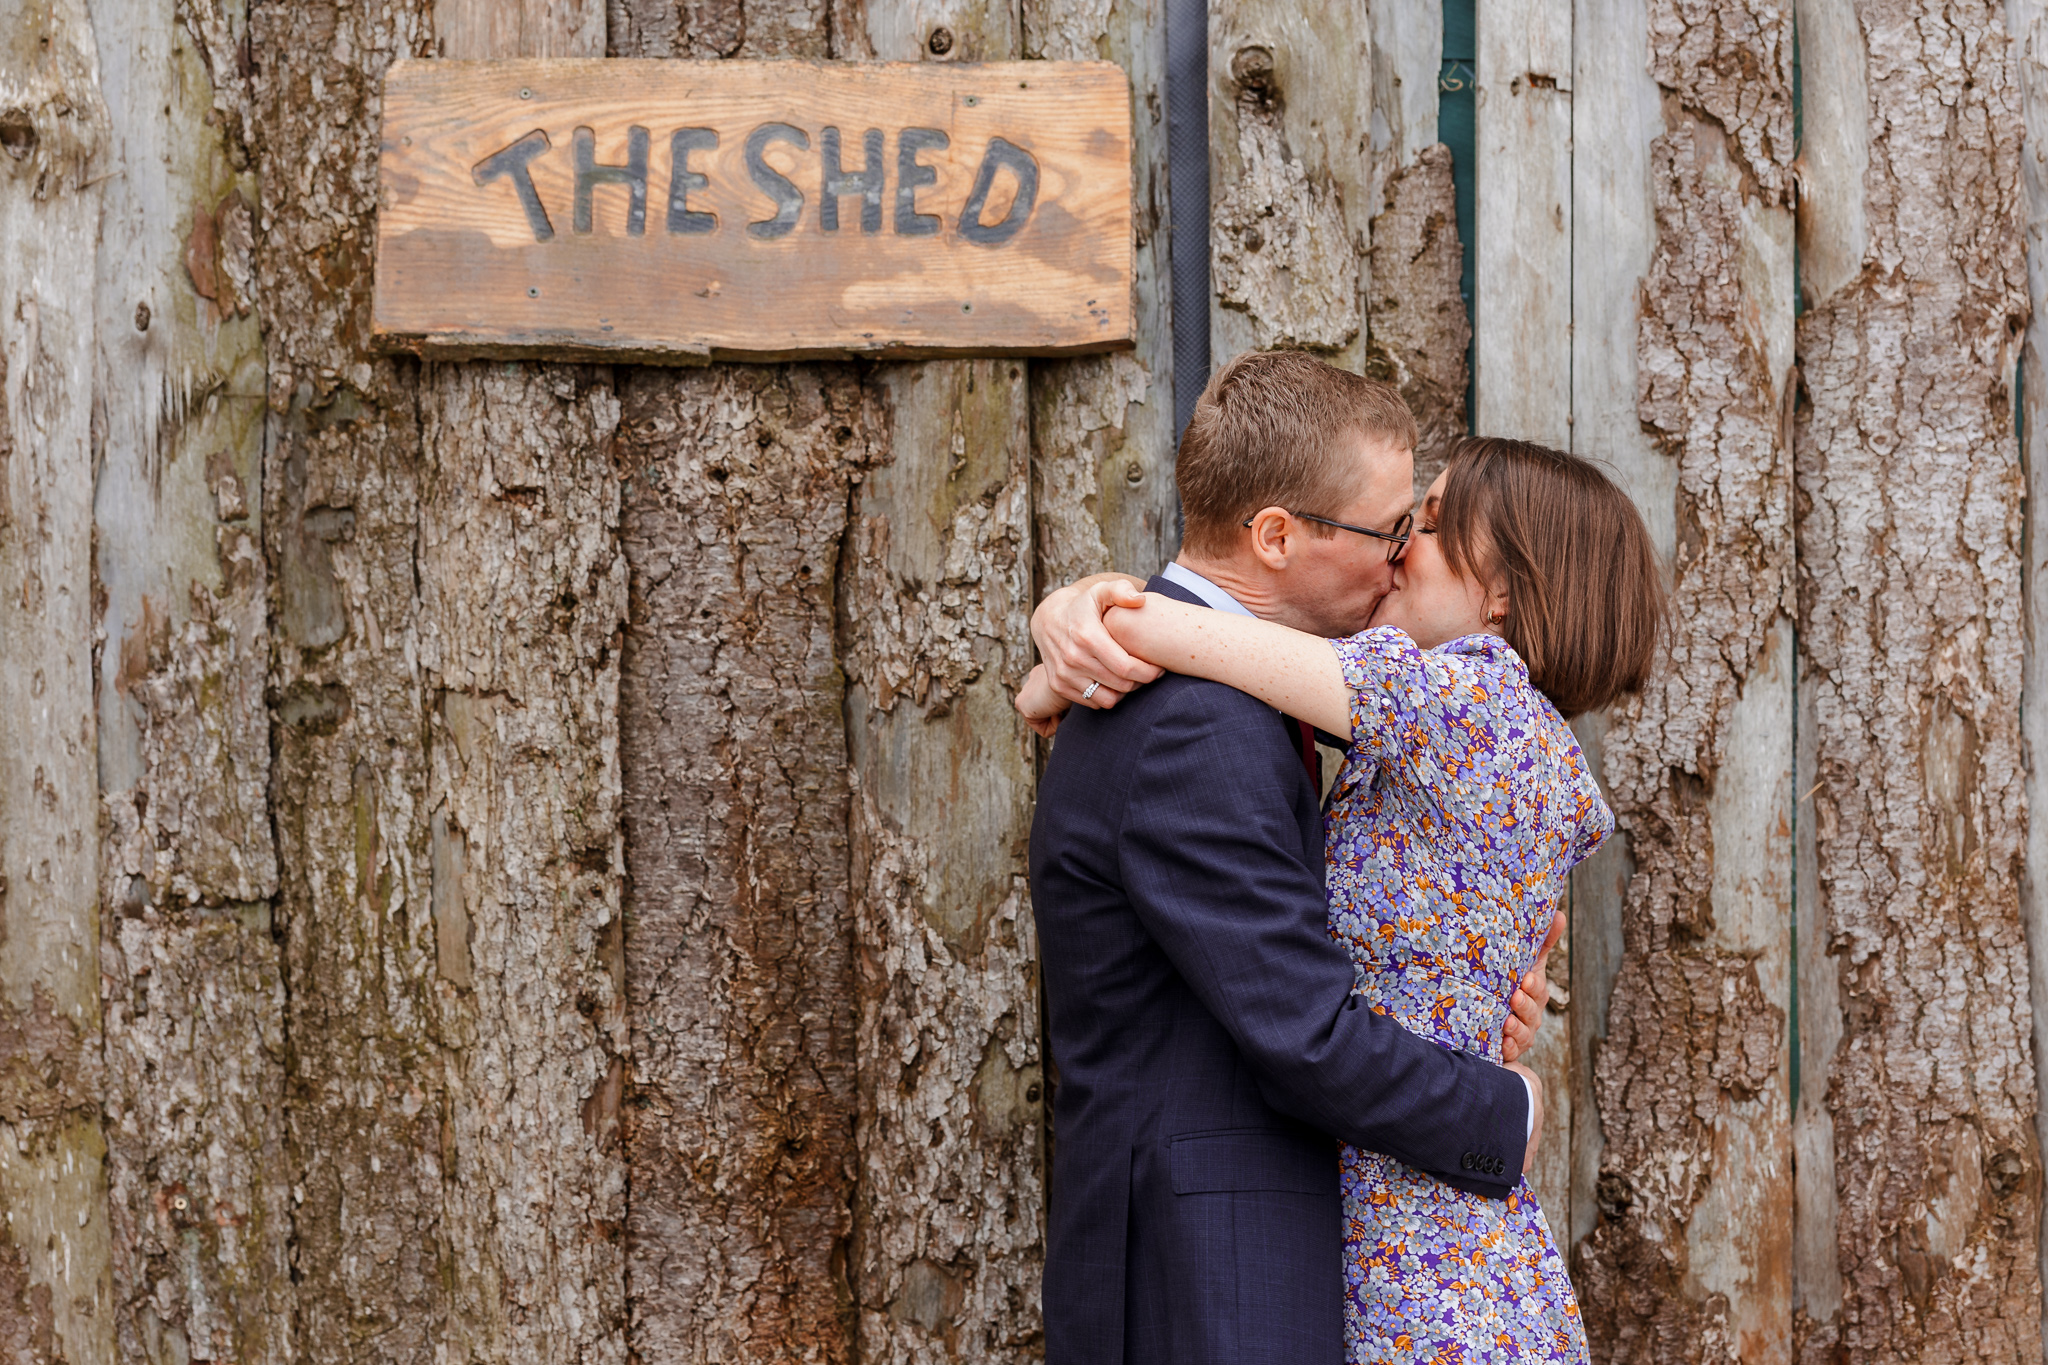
top-left (1029, 576), bottom-right (1528, 1365)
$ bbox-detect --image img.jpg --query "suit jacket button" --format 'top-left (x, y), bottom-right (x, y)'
top-left (1460, 1153), bottom-right (1473, 1171)
top-left (1492, 1157), bottom-right (1504, 1175)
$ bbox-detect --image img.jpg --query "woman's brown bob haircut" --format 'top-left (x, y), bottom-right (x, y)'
top-left (1177, 351), bottom-right (1419, 557)
top-left (1435, 436), bottom-right (1666, 720)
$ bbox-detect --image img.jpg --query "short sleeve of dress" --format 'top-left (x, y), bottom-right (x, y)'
top-left (1569, 779), bottom-right (1617, 868)
top-left (1327, 626), bottom-right (1432, 762)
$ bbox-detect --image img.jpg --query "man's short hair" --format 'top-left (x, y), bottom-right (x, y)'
top-left (1175, 351), bottom-right (1419, 557)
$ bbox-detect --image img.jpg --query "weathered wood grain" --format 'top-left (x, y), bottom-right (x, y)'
top-left (88, 2), bottom-right (288, 1361)
top-left (617, 364), bottom-right (872, 1365)
top-left (1794, 2), bottom-right (2041, 1360)
top-left (1365, 0), bottom-right (1466, 492)
top-left (2015, 0), bottom-right (2048, 1347)
top-left (1566, 0), bottom-right (1665, 1272)
top-left (436, 0), bottom-right (606, 58)
top-left (1025, 0), bottom-right (1179, 586)
top-left (0, 3), bottom-right (113, 1362)
top-left (1473, 0), bottom-right (1573, 1250)
top-left (372, 60), bottom-right (1133, 360)
top-left (1474, 0), bottom-right (1569, 448)
top-left (1207, 0), bottom-right (1370, 367)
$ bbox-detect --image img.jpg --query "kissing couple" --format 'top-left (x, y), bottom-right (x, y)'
top-left (1018, 349), bottom-right (1666, 1365)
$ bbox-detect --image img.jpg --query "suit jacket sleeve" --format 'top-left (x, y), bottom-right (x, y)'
top-left (1116, 680), bottom-right (1528, 1196)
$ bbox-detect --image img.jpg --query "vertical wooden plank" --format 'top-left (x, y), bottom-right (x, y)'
top-left (0, 3), bottom-right (113, 1362)
top-left (1207, 0), bottom-right (1372, 371)
top-left (253, 4), bottom-right (631, 1363)
top-left (843, 361), bottom-right (1042, 1364)
top-left (1793, 0), bottom-right (2041, 1358)
top-left (845, 10), bottom-right (1044, 1363)
top-left (1571, 4), bottom-right (1799, 1361)
top-left (1026, 0), bottom-right (1179, 586)
top-left (609, 7), bottom-right (860, 1364)
top-left (1474, 0), bottom-right (1572, 1250)
top-left (1365, 0), bottom-right (1468, 492)
top-left (89, 2), bottom-right (287, 1362)
top-left (1474, 0), bottom-right (1570, 448)
top-left (617, 365), bottom-right (871, 1365)
top-left (2014, 0), bottom-right (2048, 1348)
top-left (1567, 0), bottom-right (1664, 1268)
top-left (434, 0), bottom-right (606, 58)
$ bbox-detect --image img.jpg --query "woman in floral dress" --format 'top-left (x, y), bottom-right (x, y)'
top-left (1019, 437), bottom-right (1665, 1363)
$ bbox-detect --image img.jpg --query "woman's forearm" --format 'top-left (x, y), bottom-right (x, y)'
top-left (1102, 595), bottom-right (1354, 737)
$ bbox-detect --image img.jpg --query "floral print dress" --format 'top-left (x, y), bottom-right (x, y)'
top-left (1325, 627), bottom-right (1610, 1365)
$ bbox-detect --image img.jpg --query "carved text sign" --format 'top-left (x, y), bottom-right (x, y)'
top-left (372, 59), bottom-right (1133, 361)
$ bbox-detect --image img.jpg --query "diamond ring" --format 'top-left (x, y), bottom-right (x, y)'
top-left (1081, 680), bottom-right (1101, 701)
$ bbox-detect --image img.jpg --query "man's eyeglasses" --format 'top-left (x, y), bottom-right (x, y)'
top-left (1241, 510), bottom-right (1414, 562)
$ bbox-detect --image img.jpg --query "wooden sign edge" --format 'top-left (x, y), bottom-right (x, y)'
top-left (371, 331), bottom-right (1136, 365)
top-left (369, 57), bottom-right (1137, 364)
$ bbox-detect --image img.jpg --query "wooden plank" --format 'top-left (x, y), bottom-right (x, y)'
top-left (2014, 0), bottom-right (2048, 1345)
top-left (1791, 0), bottom-right (2041, 1356)
top-left (1473, 0), bottom-right (1569, 448)
top-left (1474, 0), bottom-right (1572, 1250)
top-left (617, 364), bottom-right (868, 1365)
top-left (1026, 0), bottom-right (1180, 585)
top-left (1569, 3), bottom-right (1799, 1358)
top-left (0, 3), bottom-right (114, 1361)
top-left (842, 13), bottom-right (1045, 1364)
top-left (372, 59), bottom-right (1133, 360)
top-left (88, 3), bottom-right (288, 1361)
top-left (434, 0), bottom-right (606, 58)
top-left (1207, 0), bottom-right (1372, 369)
top-left (1566, 0), bottom-right (1663, 1270)
top-left (255, 4), bottom-right (632, 1361)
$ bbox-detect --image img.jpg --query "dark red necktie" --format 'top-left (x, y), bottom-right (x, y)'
top-left (1294, 719), bottom-right (1320, 785)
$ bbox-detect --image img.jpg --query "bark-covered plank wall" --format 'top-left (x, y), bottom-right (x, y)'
top-left (4, 0), bottom-right (2048, 1362)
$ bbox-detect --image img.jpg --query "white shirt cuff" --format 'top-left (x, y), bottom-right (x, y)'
top-left (1521, 1072), bottom-right (1537, 1140)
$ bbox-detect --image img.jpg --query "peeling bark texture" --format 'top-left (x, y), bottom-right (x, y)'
top-left (1365, 144), bottom-right (1469, 486)
top-left (1026, 0), bottom-right (1178, 585)
top-left (618, 365), bottom-right (874, 1365)
top-left (605, 0), bottom-right (842, 59)
top-left (1573, 8), bottom-right (1800, 1354)
top-left (1793, 4), bottom-right (2041, 1361)
top-left (1208, 0), bottom-right (1369, 365)
top-left (1646, 0), bottom-right (1794, 202)
top-left (250, 4), bottom-right (630, 1363)
top-left (843, 361), bottom-right (1043, 1365)
top-left (0, 0), bottom-right (114, 1361)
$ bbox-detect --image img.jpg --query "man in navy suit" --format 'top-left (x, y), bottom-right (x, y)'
top-left (1027, 353), bottom-right (1554, 1363)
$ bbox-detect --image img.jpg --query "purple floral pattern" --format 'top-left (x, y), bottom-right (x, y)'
top-left (1326, 628), bottom-right (1610, 1364)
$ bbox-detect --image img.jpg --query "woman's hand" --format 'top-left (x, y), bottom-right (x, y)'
top-left (1032, 572), bottom-right (1161, 709)
top-left (1015, 663), bottom-right (1071, 738)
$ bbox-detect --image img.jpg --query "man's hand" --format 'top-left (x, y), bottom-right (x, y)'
top-left (1505, 1061), bottom-right (1544, 1174)
top-left (1032, 573), bottom-right (1161, 708)
top-left (1501, 910), bottom-right (1566, 1064)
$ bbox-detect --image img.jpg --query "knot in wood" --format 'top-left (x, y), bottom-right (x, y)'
top-left (1231, 46), bottom-right (1276, 97)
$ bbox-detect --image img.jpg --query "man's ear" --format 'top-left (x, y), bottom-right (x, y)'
top-left (1244, 507), bottom-right (1293, 570)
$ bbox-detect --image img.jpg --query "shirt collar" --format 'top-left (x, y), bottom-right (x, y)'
top-left (1161, 561), bottom-right (1258, 618)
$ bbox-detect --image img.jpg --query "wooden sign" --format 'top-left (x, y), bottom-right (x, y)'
top-left (372, 59), bottom-right (1133, 361)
